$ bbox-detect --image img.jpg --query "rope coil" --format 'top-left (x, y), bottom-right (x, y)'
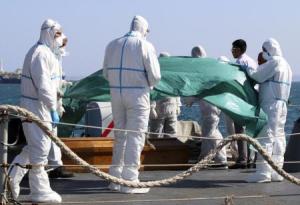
top-left (0, 104), bottom-right (300, 188)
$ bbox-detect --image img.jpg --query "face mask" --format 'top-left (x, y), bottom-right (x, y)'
top-left (54, 36), bottom-right (64, 49)
top-left (262, 51), bottom-right (270, 60)
top-left (53, 33), bottom-right (69, 57)
top-left (58, 47), bottom-right (69, 57)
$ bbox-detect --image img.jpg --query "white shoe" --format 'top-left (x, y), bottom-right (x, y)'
top-left (120, 186), bottom-right (150, 194)
top-left (108, 183), bottom-right (120, 191)
top-left (31, 191), bottom-right (62, 203)
top-left (271, 173), bottom-right (284, 182)
top-left (246, 172), bottom-right (271, 183)
top-left (271, 155), bottom-right (284, 182)
top-left (9, 179), bottom-right (20, 199)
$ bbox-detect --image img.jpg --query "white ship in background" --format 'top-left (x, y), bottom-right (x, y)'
top-left (0, 59), bottom-right (21, 84)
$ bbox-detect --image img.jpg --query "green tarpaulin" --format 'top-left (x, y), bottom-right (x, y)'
top-left (61, 57), bottom-right (266, 137)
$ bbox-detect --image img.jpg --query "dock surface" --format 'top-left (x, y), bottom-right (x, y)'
top-left (17, 169), bottom-right (300, 205)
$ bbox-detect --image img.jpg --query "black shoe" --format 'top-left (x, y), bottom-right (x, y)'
top-left (48, 166), bottom-right (74, 178)
top-left (207, 162), bottom-right (228, 170)
top-left (247, 162), bottom-right (256, 169)
top-left (228, 162), bottom-right (247, 169)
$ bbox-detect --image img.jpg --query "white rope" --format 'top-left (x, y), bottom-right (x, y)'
top-left (288, 104), bottom-right (300, 107)
top-left (7, 113), bottom-right (300, 142)
top-left (2, 105), bottom-right (300, 188)
top-left (4, 159), bottom-right (300, 170)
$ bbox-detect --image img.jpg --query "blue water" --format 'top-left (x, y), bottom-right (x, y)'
top-left (1, 83), bottom-right (300, 135)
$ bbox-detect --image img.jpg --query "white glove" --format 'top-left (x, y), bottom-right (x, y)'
top-left (57, 99), bottom-right (65, 117)
top-left (150, 107), bottom-right (158, 119)
top-left (150, 101), bottom-right (158, 119)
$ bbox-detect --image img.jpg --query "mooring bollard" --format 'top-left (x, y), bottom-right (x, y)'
top-left (0, 112), bottom-right (8, 204)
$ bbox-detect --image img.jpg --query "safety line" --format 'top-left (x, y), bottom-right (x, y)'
top-left (7, 113), bottom-right (300, 141)
top-left (2, 105), bottom-right (300, 190)
top-left (3, 160), bottom-right (300, 169)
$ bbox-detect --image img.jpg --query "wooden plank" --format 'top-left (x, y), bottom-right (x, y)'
top-left (61, 137), bottom-right (190, 173)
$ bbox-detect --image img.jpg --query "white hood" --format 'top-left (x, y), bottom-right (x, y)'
top-left (130, 15), bottom-right (149, 37)
top-left (39, 19), bottom-right (62, 52)
top-left (262, 38), bottom-right (283, 58)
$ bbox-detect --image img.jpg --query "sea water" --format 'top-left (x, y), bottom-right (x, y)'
top-left (1, 82), bottom-right (300, 135)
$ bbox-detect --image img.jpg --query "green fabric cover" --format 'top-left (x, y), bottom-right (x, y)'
top-left (61, 57), bottom-right (266, 137)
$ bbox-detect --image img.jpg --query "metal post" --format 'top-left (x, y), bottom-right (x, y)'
top-left (0, 112), bottom-right (8, 204)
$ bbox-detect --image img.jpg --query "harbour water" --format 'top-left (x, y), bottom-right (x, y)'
top-left (1, 82), bottom-right (300, 135)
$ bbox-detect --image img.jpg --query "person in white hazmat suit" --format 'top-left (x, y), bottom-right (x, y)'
top-left (47, 34), bottom-right (74, 179)
top-left (246, 38), bottom-right (292, 183)
top-left (8, 19), bottom-right (66, 203)
top-left (188, 46), bottom-right (227, 168)
top-left (149, 52), bottom-right (181, 138)
top-left (102, 15), bottom-right (161, 193)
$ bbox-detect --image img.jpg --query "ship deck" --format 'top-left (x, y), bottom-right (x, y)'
top-left (17, 169), bottom-right (300, 205)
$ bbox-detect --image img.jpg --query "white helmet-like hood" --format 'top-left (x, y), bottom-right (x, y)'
top-left (39, 19), bottom-right (62, 51)
top-left (262, 38), bottom-right (283, 58)
top-left (130, 15), bottom-right (149, 37)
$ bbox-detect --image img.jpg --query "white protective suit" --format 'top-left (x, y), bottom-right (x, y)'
top-left (48, 34), bottom-right (68, 170)
top-left (189, 46), bottom-right (227, 165)
top-left (149, 97), bottom-right (181, 138)
top-left (9, 19), bottom-right (63, 203)
top-left (246, 38), bottom-right (292, 183)
top-left (149, 52), bottom-right (180, 138)
top-left (198, 100), bottom-right (227, 164)
top-left (103, 15), bottom-right (161, 193)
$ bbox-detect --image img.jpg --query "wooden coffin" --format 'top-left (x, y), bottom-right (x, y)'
top-left (61, 137), bottom-right (189, 173)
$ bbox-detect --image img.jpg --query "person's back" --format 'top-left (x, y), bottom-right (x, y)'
top-left (104, 33), bottom-right (155, 92)
top-left (149, 96), bottom-right (180, 138)
top-left (103, 15), bottom-right (160, 194)
top-left (149, 52), bottom-right (180, 138)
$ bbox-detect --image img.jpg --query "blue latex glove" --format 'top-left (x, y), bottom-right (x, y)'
top-left (50, 110), bottom-right (60, 127)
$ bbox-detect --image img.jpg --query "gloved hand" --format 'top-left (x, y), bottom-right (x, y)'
top-left (50, 110), bottom-right (60, 127)
top-left (150, 101), bottom-right (158, 119)
top-left (57, 99), bottom-right (65, 117)
top-left (150, 107), bottom-right (158, 119)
